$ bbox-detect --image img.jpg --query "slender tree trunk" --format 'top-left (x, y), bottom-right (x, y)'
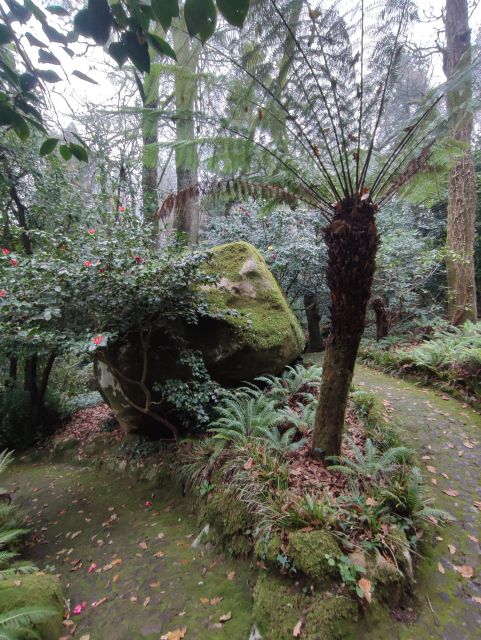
top-left (312, 199), bottom-right (379, 457)
top-left (445, 0), bottom-right (477, 323)
top-left (304, 292), bottom-right (323, 352)
top-left (172, 17), bottom-right (200, 244)
top-left (371, 296), bottom-right (389, 341)
top-left (31, 353), bottom-right (56, 424)
top-left (142, 69), bottom-right (160, 239)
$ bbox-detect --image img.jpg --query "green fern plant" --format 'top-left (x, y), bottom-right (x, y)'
top-left (258, 426), bottom-right (307, 455)
top-left (327, 438), bottom-right (412, 484)
top-left (256, 364), bottom-right (322, 403)
top-left (0, 606), bottom-right (58, 639)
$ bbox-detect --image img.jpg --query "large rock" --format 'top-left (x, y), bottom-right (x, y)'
top-left (95, 241), bottom-right (304, 436)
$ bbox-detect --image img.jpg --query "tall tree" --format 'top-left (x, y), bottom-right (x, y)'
top-left (444, 0), bottom-right (477, 324)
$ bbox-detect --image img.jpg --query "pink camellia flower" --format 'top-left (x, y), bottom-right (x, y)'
top-left (2, 248), bottom-right (10, 255)
top-left (87, 563), bottom-right (97, 574)
top-left (134, 256), bottom-right (143, 265)
top-left (0, 290), bottom-right (6, 298)
top-left (9, 259), bottom-right (17, 266)
top-left (88, 228), bottom-right (95, 235)
top-left (84, 260), bottom-right (92, 267)
top-left (99, 267), bottom-right (106, 273)
top-left (145, 501), bottom-right (152, 508)
top-left (92, 336), bottom-right (103, 346)
top-left (73, 602), bottom-right (87, 615)
top-left (118, 205), bottom-right (125, 212)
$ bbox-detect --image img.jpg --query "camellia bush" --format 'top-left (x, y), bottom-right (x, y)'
top-left (0, 222), bottom-right (221, 447)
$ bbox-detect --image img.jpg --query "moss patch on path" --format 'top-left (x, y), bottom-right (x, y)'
top-left (7, 463), bottom-right (256, 640)
top-left (308, 353), bottom-right (481, 640)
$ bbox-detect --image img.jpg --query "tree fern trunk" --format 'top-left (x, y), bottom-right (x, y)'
top-left (312, 199), bottom-right (379, 457)
top-left (445, 0), bottom-right (477, 323)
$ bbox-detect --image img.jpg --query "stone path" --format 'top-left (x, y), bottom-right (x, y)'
top-left (8, 463), bottom-right (255, 640)
top-left (354, 364), bottom-right (481, 640)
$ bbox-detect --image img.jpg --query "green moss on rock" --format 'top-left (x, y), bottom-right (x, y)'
top-left (0, 574), bottom-right (64, 639)
top-left (287, 529), bottom-right (341, 583)
top-left (253, 570), bottom-right (358, 640)
top-left (200, 489), bottom-right (254, 556)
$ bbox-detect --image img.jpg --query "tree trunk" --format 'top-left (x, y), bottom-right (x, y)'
top-left (312, 199), bottom-right (379, 457)
top-left (445, 0), bottom-right (477, 324)
top-left (371, 296), bottom-right (389, 341)
top-left (142, 69), bottom-right (160, 239)
top-left (304, 292), bottom-right (323, 352)
top-left (172, 17), bottom-right (200, 244)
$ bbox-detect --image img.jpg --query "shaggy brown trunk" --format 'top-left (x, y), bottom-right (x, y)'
top-left (371, 296), bottom-right (389, 341)
top-left (445, 0), bottom-right (477, 323)
top-left (312, 199), bottom-right (379, 457)
top-left (304, 292), bottom-right (323, 352)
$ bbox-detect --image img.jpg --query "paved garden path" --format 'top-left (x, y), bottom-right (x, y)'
top-left (8, 463), bottom-right (255, 640)
top-left (354, 364), bottom-right (481, 640)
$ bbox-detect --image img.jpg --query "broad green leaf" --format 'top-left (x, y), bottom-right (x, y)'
top-left (35, 69), bottom-right (62, 82)
top-left (39, 137), bottom-right (59, 156)
top-left (147, 33), bottom-right (177, 60)
top-left (59, 144), bottom-right (72, 160)
top-left (42, 23), bottom-right (68, 44)
top-left (87, 0), bottom-right (112, 46)
top-left (122, 31), bottom-right (150, 73)
top-left (0, 104), bottom-right (16, 126)
top-left (69, 142), bottom-right (88, 162)
top-left (0, 24), bottom-right (12, 45)
top-left (46, 4), bottom-right (70, 16)
top-left (108, 41), bottom-right (129, 67)
top-left (19, 72), bottom-right (37, 92)
top-left (38, 49), bottom-right (61, 65)
top-left (73, 8), bottom-right (90, 37)
top-left (12, 112), bottom-right (29, 140)
top-left (185, 0), bottom-right (217, 43)
top-left (216, 0), bottom-right (249, 28)
top-left (5, 0), bottom-right (31, 23)
top-left (72, 69), bottom-right (98, 84)
top-left (25, 32), bottom-right (48, 48)
top-left (151, 0), bottom-right (179, 31)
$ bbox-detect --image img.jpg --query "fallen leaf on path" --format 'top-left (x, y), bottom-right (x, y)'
top-left (448, 544), bottom-right (456, 555)
top-left (92, 597), bottom-right (108, 608)
top-left (161, 628), bottom-right (186, 640)
top-left (463, 441), bottom-right (475, 449)
top-left (458, 450), bottom-right (464, 457)
top-left (468, 534), bottom-right (479, 543)
top-left (358, 578), bottom-right (372, 603)
top-left (474, 501), bottom-right (481, 511)
top-left (437, 562), bottom-right (445, 574)
top-left (219, 612), bottom-right (232, 622)
top-left (426, 466), bottom-right (437, 474)
top-left (431, 478), bottom-right (437, 485)
top-left (441, 473), bottom-right (449, 480)
top-left (153, 551), bottom-right (165, 558)
top-left (454, 565), bottom-right (474, 579)
top-left (210, 597), bottom-right (223, 605)
top-left (442, 489), bottom-right (459, 497)
top-left (200, 597), bottom-right (209, 605)
top-left (472, 597), bottom-right (481, 605)
top-left (143, 597), bottom-right (150, 607)
top-left (139, 541), bottom-right (148, 550)
top-left (243, 458), bottom-right (254, 470)
top-left (79, 635), bottom-right (90, 640)
top-left (87, 563), bottom-right (97, 574)
top-left (149, 581), bottom-right (160, 588)
top-left (293, 619), bottom-right (303, 637)
top-left (227, 571), bottom-right (236, 580)
top-left (113, 573), bottom-right (121, 583)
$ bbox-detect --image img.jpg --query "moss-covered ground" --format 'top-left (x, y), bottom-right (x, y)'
top-left (7, 463), bottom-right (256, 639)
top-left (308, 354), bottom-right (481, 640)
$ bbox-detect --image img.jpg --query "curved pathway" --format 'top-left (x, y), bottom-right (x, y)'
top-left (8, 463), bottom-right (255, 639)
top-left (354, 364), bottom-right (481, 640)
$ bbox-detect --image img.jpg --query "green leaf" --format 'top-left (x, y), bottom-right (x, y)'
top-left (216, 0), bottom-right (249, 28)
top-left (59, 144), bottom-right (72, 160)
top-left (19, 72), bottom-right (37, 92)
top-left (72, 69), bottom-right (98, 84)
top-left (73, 8), bottom-right (90, 37)
top-left (87, 0), bottom-right (112, 46)
top-left (42, 23), bottom-right (68, 44)
top-left (0, 103), bottom-right (16, 126)
top-left (12, 112), bottom-right (29, 140)
top-left (147, 33), bottom-right (177, 60)
top-left (5, 0), bottom-right (31, 23)
top-left (185, 0), bottom-right (217, 43)
top-left (69, 142), bottom-right (88, 162)
top-left (108, 41), bottom-right (129, 67)
top-left (39, 137), bottom-right (59, 156)
top-left (0, 24), bottom-right (12, 45)
top-left (35, 69), bottom-right (62, 82)
top-left (151, 0), bottom-right (179, 31)
top-left (122, 31), bottom-right (150, 73)
top-left (46, 4), bottom-right (70, 16)
top-left (38, 49), bottom-right (61, 65)
top-left (25, 32), bottom-right (48, 48)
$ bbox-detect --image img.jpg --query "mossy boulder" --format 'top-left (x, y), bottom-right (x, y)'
top-left (95, 241), bottom-right (304, 436)
top-left (253, 570), bottom-right (358, 640)
top-left (287, 529), bottom-right (341, 583)
top-left (0, 574), bottom-right (64, 639)
top-left (199, 489), bottom-right (254, 556)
